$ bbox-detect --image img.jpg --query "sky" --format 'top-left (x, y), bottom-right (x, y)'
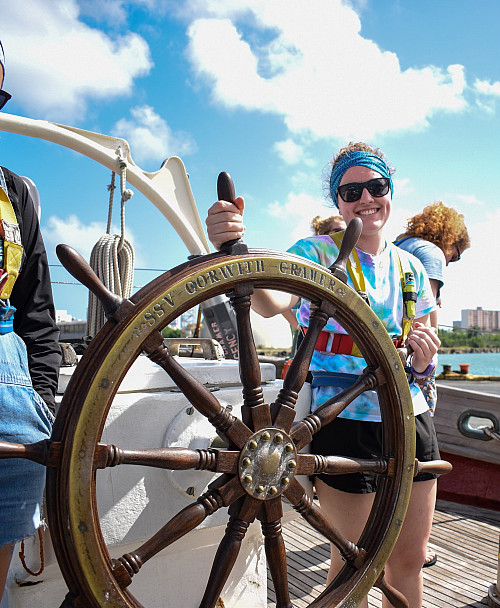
top-left (0, 0), bottom-right (499, 330)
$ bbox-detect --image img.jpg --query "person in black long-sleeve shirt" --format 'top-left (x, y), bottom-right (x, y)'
top-left (1, 168), bottom-right (61, 412)
top-left (0, 42), bottom-right (61, 601)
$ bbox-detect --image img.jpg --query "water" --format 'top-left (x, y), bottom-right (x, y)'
top-left (437, 351), bottom-right (500, 376)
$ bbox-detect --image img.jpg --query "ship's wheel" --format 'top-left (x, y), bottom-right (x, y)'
top-left (0, 178), bottom-right (450, 608)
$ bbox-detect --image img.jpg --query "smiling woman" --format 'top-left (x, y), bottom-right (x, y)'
top-left (205, 141), bottom-right (442, 607)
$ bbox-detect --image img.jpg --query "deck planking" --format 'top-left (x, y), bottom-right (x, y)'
top-left (268, 500), bottom-right (500, 607)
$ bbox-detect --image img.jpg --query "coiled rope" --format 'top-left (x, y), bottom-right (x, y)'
top-left (86, 157), bottom-right (135, 338)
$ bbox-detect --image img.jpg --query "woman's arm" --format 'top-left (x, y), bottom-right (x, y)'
top-left (429, 278), bottom-right (440, 330)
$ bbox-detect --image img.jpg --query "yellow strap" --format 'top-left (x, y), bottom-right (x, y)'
top-left (330, 230), bottom-right (415, 343)
top-left (396, 253), bottom-right (415, 342)
top-left (0, 186), bottom-right (23, 299)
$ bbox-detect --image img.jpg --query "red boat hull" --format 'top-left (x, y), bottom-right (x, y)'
top-left (437, 451), bottom-right (500, 512)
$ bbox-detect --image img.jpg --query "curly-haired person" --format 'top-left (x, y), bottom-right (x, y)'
top-left (311, 214), bottom-right (346, 235)
top-left (396, 202), bottom-right (470, 327)
top-left (395, 201), bottom-right (470, 412)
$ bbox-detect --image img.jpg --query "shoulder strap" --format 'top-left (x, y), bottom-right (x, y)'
top-left (395, 247), bottom-right (416, 342)
top-left (0, 181), bottom-right (23, 299)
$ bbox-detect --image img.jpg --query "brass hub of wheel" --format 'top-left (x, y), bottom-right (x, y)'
top-left (238, 428), bottom-right (297, 499)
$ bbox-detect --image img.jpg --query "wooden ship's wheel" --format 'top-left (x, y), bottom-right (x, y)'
top-left (0, 176), bottom-right (450, 608)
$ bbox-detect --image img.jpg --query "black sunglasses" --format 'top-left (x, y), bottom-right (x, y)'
top-left (0, 89), bottom-right (11, 111)
top-left (337, 177), bottom-right (390, 203)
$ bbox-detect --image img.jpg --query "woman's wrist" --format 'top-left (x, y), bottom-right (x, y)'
top-left (410, 356), bottom-right (437, 378)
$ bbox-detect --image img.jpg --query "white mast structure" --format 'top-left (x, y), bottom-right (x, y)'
top-left (0, 112), bottom-right (211, 256)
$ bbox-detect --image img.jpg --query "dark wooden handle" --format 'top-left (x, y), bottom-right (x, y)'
top-left (414, 458), bottom-right (453, 477)
top-left (328, 217), bottom-right (362, 283)
top-left (217, 171), bottom-right (236, 204)
top-left (56, 244), bottom-right (123, 318)
top-left (216, 172), bottom-right (247, 255)
top-left (0, 439), bottom-right (49, 465)
top-left (396, 344), bottom-right (413, 367)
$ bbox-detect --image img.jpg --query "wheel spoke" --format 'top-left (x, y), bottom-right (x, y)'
top-left (271, 301), bottom-right (335, 431)
top-left (199, 495), bottom-right (262, 608)
top-left (93, 443), bottom-right (239, 473)
top-left (295, 453), bottom-right (392, 477)
top-left (111, 475), bottom-right (245, 588)
top-left (260, 498), bottom-right (292, 608)
top-left (291, 368), bottom-right (378, 451)
top-left (0, 439), bottom-right (59, 467)
top-left (284, 479), bottom-right (366, 569)
top-left (141, 332), bottom-right (252, 448)
top-left (375, 571), bottom-right (410, 607)
top-left (229, 284), bottom-right (272, 431)
top-left (413, 458), bottom-right (452, 477)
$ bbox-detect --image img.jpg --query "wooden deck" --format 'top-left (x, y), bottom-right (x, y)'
top-left (268, 500), bottom-right (500, 607)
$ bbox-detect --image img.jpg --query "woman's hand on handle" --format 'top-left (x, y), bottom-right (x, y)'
top-left (406, 321), bottom-right (440, 373)
top-left (205, 196), bottom-right (245, 251)
top-left (204, 193), bottom-right (299, 317)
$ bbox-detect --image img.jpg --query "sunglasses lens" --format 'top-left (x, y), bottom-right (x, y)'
top-left (338, 184), bottom-right (362, 202)
top-left (367, 178), bottom-right (390, 197)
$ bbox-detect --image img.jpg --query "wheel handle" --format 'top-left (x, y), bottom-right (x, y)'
top-left (56, 243), bottom-right (124, 319)
top-left (217, 171), bottom-right (248, 255)
top-left (328, 217), bottom-right (362, 284)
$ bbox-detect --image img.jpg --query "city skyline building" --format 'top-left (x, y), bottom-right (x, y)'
top-left (460, 307), bottom-right (500, 331)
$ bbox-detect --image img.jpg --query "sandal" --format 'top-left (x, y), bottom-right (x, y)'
top-left (423, 548), bottom-right (437, 568)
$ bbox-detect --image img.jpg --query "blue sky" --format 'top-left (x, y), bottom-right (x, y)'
top-left (0, 0), bottom-right (499, 329)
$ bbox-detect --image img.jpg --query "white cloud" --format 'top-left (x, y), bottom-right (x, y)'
top-left (267, 191), bottom-right (335, 242)
top-left (475, 98), bottom-right (496, 114)
top-left (43, 214), bottom-right (143, 263)
top-left (185, 0), bottom-right (468, 141)
top-left (273, 139), bottom-right (305, 165)
top-left (1, 0), bottom-right (152, 121)
top-left (393, 177), bottom-right (413, 196)
top-left (112, 105), bottom-right (197, 165)
top-left (474, 78), bottom-right (500, 97)
top-left (451, 194), bottom-right (484, 207)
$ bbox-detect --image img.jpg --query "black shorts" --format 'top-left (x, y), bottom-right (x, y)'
top-left (311, 411), bottom-right (440, 494)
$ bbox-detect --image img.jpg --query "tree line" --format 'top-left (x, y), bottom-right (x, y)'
top-left (439, 326), bottom-right (500, 349)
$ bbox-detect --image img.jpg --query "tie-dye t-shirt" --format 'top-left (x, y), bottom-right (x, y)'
top-left (287, 235), bottom-right (436, 422)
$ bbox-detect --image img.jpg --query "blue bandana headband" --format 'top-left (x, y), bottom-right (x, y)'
top-left (329, 151), bottom-right (393, 207)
